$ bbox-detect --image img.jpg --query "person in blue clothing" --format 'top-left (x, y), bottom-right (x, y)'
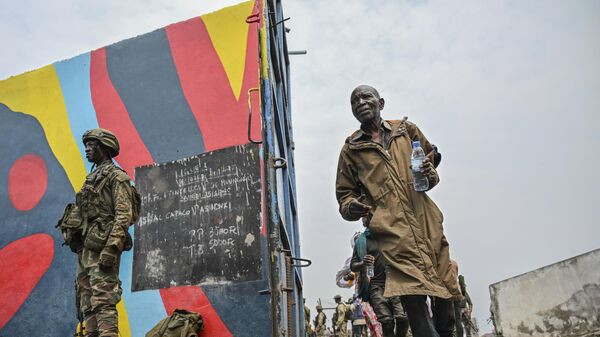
top-left (351, 226), bottom-right (409, 337)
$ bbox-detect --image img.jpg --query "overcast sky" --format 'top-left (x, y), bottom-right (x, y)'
top-left (1, 0), bottom-right (599, 333)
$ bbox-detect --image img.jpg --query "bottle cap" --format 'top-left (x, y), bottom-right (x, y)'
top-left (412, 141), bottom-right (421, 148)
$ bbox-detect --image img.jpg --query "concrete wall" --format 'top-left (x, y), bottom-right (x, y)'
top-left (0, 1), bottom-right (269, 336)
top-left (489, 249), bottom-right (600, 337)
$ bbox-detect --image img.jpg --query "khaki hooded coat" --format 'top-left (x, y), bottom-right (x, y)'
top-left (336, 118), bottom-right (460, 299)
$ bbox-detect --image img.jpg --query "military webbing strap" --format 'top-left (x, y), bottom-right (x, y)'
top-left (81, 170), bottom-right (114, 238)
top-left (156, 316), bottom-right (169, 336)
top-left (81, 212), bottom-right (89, 238)
top-left (180, 320), bottom-right (189, 337)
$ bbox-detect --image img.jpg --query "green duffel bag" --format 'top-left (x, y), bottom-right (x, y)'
top-left (146, 309), bottom-right (204, 337)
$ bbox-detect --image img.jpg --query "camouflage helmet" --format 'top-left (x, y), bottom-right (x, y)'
top-left (316, 305), bottom-right (323, 310)
top-left (82, 128), bottom-right (120, 157)
top-left (334, 294), bottom-right (342, 300)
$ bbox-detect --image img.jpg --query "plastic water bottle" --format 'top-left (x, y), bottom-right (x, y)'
top-left (366, 265), bottom-right (374, 278)
top-left (411, 141), bottom-right (429, 192)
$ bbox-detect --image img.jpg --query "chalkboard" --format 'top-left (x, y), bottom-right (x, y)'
top-left (132, 144), bottom-right (262, 291)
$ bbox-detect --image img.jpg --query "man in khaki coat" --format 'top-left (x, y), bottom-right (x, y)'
top-left (336, 85), bottom-right (461, 337)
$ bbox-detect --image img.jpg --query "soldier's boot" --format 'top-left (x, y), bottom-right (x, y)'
top-left (96, 305), bottom-right (119, 337)
top-left (395, 317), bottom-right (410, 337)
top-left (382, 320), bottom-right (396, 337)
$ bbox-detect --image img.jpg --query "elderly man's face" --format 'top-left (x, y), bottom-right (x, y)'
top-left (351, 86), bottom-right (384, 124)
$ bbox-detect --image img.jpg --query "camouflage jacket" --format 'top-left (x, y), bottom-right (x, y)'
top-left (314, 312), bottom-right (327, 330)
top-left (335, 303), bottom-right (347, 325)
top-left (77, 160), bottom-right (133, 253)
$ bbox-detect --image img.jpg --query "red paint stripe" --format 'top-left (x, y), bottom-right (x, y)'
top-left (165, 16), bottom-right (261, 152)
top-left (159, 286), bottom-right (233, 337)
top-left (90, 48), bottom-right (154, 178)
top-left (0, 234), bottom-right (54, 329)
top-left (139, 12), bottom-right (262, 336)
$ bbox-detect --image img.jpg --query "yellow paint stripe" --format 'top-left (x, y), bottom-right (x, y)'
top-left (117, 300), bottom-right (132, 337)
top-left (202, 1), bottom-right (254, 100)
top-left (0, 66), bottom-right (86, 191)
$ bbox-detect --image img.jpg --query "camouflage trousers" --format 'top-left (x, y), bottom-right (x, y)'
top-left (77, 248), bottom-right (122, 337)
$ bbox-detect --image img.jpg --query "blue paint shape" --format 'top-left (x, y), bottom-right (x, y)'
top-left (120, 226), bottom-right (167, 336)
top-left (0, 104), bottom-right (77, 337)
top-left (54, 54), bottom-right (98, 172)
top-left (106, 29), bottom-right (205, 163)
top-left (203, 280), bottom-right (272, 337)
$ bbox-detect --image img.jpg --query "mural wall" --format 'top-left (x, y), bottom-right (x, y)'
top-left (0, 1), bottom-right (268, 336)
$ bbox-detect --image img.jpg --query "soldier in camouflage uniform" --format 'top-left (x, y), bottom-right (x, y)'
top-left (458, 275), bottom-right (474, 337)
top-left (314, 305), bottom-right (327, 337)
top-left (74, 128), bottom-right (134, 337)
top-left (304, 299), bottom-right (314, 337)
top-left (334, 295), bottom-right (349, 337)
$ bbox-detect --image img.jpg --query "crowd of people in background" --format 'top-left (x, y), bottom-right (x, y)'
top-left (303, 259), bottom-right (475, 337)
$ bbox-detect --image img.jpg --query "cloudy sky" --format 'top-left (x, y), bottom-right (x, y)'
top-left (1, 0), bottom-right (599, 332)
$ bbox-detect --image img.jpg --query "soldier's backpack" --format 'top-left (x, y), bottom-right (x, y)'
top-left (130, 183), bottom-right (141, 223)
top-left (108, 167), bottom-right (141, 224)
top-left (145, 309), bottom-right (204, 337)
top-left (116, 169), bottom-right (141, 251)
top-left (122, 183), bottom-right (141, 251)
top-left (344, 303), bottom-right (354, 321)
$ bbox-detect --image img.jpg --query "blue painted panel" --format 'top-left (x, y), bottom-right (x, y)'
top-left (120, 226), bottom-right (167, 337)
top-left (203, 280), bottom-right (272, 337)
top-left (54, 53), bottom-right (99, 173)
top-left (106, 29), bottom-right (205, 163)
top-left (0, 104), bottom-right (77, 337)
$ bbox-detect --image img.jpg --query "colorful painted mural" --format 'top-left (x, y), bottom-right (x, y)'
top-left (0, 1), bottom-right (269, 336)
